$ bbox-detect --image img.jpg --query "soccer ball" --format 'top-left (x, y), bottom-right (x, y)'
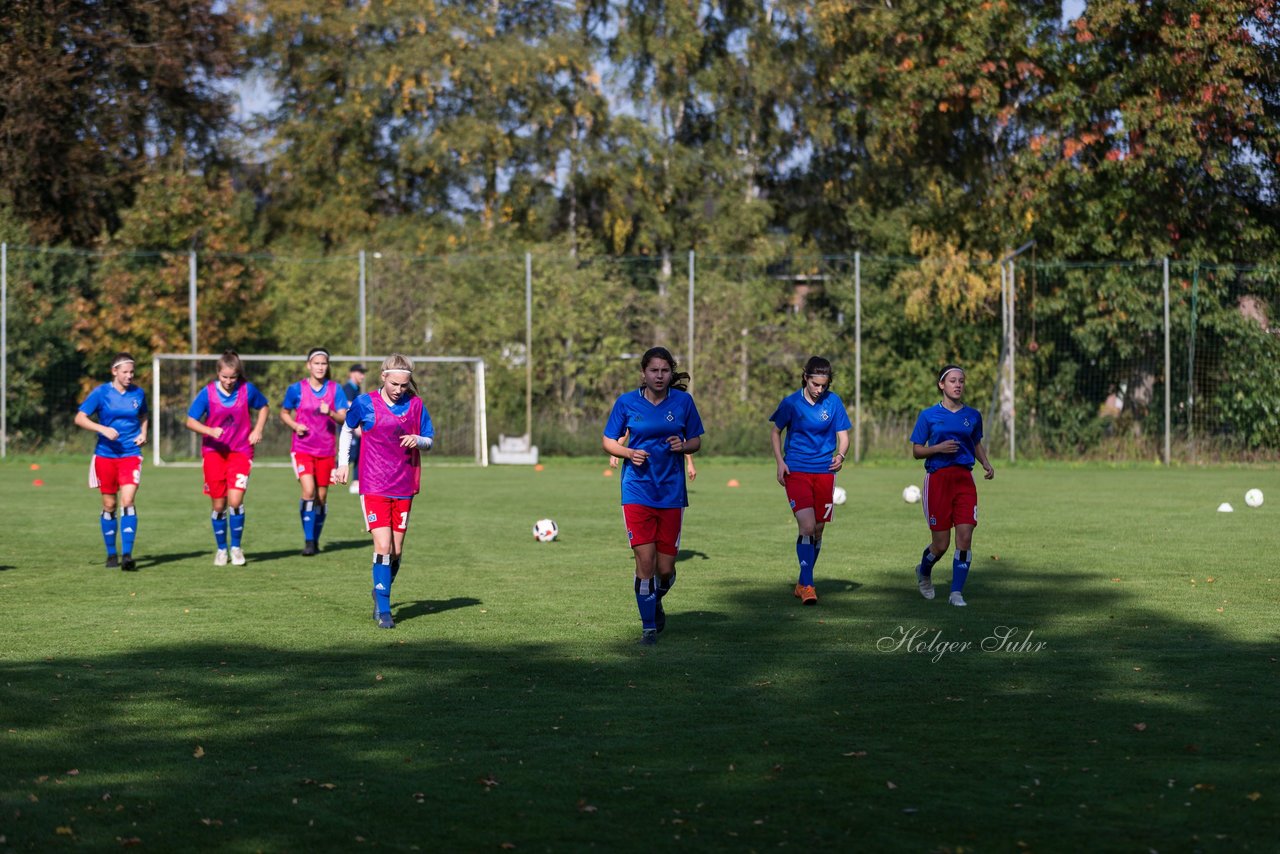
top-left (832, 486), bottom-right (847, 506)
top-left (532, 518), bottom-right (559, 542)
top-left (1245, 488), bottom-right (1264, 508)
top-left (902, 484), bottom-right (922, 504)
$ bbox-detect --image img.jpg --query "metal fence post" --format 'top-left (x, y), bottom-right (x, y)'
top-left (359, 250), bottom-right (367, 359)
top-left (1, 242), bottom-right (6, 458)
top-left (1008, 259), bottom-right (1017, 463)
top-left (187, 250), bottom-right (199, 459)
top-left (854, 251), bottom-right (861, 463)
top-left (1163, 257), bottom-right (1171, 465)
top-left (688, 250), bottom-right (695, 393)
top-left (525, 251), bottom-right (533, 442)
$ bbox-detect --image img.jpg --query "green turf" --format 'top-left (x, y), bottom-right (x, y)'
top-left (1, 457), bottom-right (1277, 851)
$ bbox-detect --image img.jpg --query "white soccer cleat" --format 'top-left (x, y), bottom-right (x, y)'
top-left (214, 549), bottom-right (229, 567)
top-left (915, 566), bottom-right (935, 600)
top-left (948, 591), bottom-right (967, 607)
top-left (230, 547), bottom-right (246, 566)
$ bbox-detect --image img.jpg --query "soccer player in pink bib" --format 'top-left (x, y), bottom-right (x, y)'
top-left (280, 348), bottom-right (350, 556)
top-left (769, 356), bottom-right (851, 605)
top-left (75, 352), bottom-right (149, 570)
top-left (184, 350), bottom-right (270, 566)
top-left (333, 354), bottom-right (434, 629)
top-left (603, 346), bottom-right (704, 646)
top-left (909, 364), bottom-right (995, 606)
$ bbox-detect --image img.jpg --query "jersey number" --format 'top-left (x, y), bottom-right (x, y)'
top-left (823, 503), bottom-right (834, 521)
top-left (234, 473), bottom-right (249, 490)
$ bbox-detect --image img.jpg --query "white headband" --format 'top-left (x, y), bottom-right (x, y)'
top-left (111, 357), bottom-right (135, 370)
top-left (381, 368), bottom-right (413, 376)
top-left (938, 367), bottom-right (965, 383)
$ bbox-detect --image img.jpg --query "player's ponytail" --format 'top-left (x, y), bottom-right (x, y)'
top-left (380, 353), bottom-right (419, 397)
top-left (641, 346), bottom-right (690, 392)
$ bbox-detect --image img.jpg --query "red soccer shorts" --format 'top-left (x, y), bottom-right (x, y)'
top-left (362, 495), bottom-right (414, 532)
top-left (291, 452), bottom-right (335, 486)
top-left (89, 455), bottom-right (142, 494)
top-left (203, 451), bottom-right (253, 498)
top-left (784, 471), bottom-right (836, 522)
top-left (623, 504), bottom-right (684, 556)
top-left (923, 466), bottom-right (978, 531)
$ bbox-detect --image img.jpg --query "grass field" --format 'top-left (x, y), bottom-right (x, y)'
top-left (1, 456), bottom-right (1277, 852)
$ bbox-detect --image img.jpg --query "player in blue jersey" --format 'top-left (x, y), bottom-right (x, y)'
top-left (75, 353), bottom-right (149, 570)
top-left (770, 356), bottom-right (851, 605)
top-left (184, 351), bottom-right (270, 566)
top-left (603, 346), bottom-right (705, 646)
top-left (909, 365), bottom-right (995, 606)
top-left (280, 348), bottom-right (350, 555)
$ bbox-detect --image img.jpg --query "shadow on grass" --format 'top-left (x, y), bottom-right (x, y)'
top-left (391, 597), bottom-right (483, 623)
top-left (676, 548), bottom-right (711, 563)
top-left (234, 539), bottom-right (372, 564)
top-left (1, 573), bottom-right (1276, 852)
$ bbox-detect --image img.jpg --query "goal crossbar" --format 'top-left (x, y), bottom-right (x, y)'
top-left (152, 354), bottom-right (488, 467)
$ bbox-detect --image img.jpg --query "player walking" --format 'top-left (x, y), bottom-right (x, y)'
top-left (280, 348), bottom-right (349, 555)
top-left (75, 353), bottom-right (148, 570)
top-left (769, 356), bottom-right (851, 605)
top-left (910, 364), bottom-right (995, 606)
top-left (184, 350), bottom-right (270, 566)
top-left (603, 347), bottom-right (704, 646)
top-left (332, 354), bottom-right (434, 629)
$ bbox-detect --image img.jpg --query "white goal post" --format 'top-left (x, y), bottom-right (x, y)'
top-left (151, 354), bottom-right (488, 467)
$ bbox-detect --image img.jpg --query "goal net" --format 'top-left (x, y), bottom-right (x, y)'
top-left (151, 354), bottom-right (488, 466)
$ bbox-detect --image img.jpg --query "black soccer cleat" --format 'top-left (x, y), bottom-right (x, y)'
top-left (301, 540), bottom-right (318, 556)
top-left (120, 554), bottom-right (137, 571)
top-left (105, 555), bottom-right (119, 569)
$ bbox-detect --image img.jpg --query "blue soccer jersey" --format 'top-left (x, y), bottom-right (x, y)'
top-left (187, 382), bottom-right (270, 420)
top-left (78, 383), bottom-right (148, 458)
top-left (910, 403), bottom-right (984, 473)
top-left (770, 388), bottom-right (853, 474)
top-left (345, 393), bottom-right (434, 437)
top-left (604, 387), bottom-right (705, 509)
top-left (282, 380), bottom-right (351, 413)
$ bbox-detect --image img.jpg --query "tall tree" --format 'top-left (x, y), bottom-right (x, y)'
top-left (0, 0), bottom-right (240, 243)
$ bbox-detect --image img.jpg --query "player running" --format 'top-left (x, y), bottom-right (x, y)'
top-left (279, 348), bottom-right (349, 556)
top-left (909, 364), bottom-right (995, 606)
top-left (332, 354), bottom-right (434, 629)
top-left (769, 356), bottom-right (851, 605)
top-left (603, 346), bottom-right (704, 646)
top-left (184, 350), bottom-right (270, 566)
top-left (75, 353), bottom-right (149, 570)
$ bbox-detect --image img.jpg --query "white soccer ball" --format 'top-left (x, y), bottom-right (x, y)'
top-left (832, 486), bottom-right (847, 506)
top-left (1245, 488), bottom-right (1264, 508)
top-left (902, 484), bottom-right (922, 504)
top-left (532, 518), bottom-right (559, 542)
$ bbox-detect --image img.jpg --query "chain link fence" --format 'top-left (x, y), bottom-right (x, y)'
top-left (3, 243), bottom-right (1277, 461)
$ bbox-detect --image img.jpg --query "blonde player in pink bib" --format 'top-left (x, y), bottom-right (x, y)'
top-left (280, 348), bottom-right (350, 556)
top-left (184, 350), bottom-right (270, 566)
top-left (333, 354), bottom-right (434, 629)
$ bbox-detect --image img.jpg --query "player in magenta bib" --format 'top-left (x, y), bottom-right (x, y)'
top-left (333, 353), bottom-right (434, 629)
top-left (184, 350), bottom-right (270, 567)
top-left (603, 346), bottom-right (704, 646)
top-left (909, 364), bottom-right (995, 606)
top-left (75, 352), bottom-right (149, 570)
top-left (280, 348), bottom-right (350, 556)
top-left (769, 356), bottom-right (851, 605)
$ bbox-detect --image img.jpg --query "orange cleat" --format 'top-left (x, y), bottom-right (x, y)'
top-left (793, 583), bottom-right (818, 605)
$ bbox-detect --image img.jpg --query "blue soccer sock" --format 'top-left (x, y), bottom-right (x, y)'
top-left (300, 499), bottom-right (316, 542)
top-left (120, 507), bottom-right (138, 555)
top-left (211, 510), bottom-right (228, 550)
top-left (952, 549), bottom-right (971, 593)
top-left (634, 576), bottom-right (657, 631)
top-left (372, 553), bottom-right (393, 615)
top-left (796, 535), bottom-right (816, 586)
top-left (919, 546), bottom-right (942, 577)
top-left (313, 502), bottom-right (328, 544)
top-left (656, 568), bottom-right (677, 599)
top-left (229, 506), bottom-right (246, 548)
top-left (100, 511), bottom-right (118, 556)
